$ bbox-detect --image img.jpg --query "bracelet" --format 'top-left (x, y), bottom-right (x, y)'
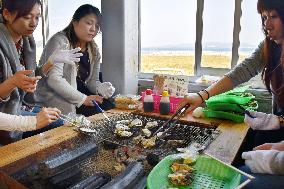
top-left (196, 92), bottom-right (205, 103)
top-left (279, 115), bottom-right (284, 126)
top-left (0, 95), bottom-right (10, 103)
top-left (202, 89), bottom-right (210, 100)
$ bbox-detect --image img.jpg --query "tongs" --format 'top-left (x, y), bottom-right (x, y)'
top-left (153, 104), bottom-right (190, 139)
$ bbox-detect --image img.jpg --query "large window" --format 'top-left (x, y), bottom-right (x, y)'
top-left (140, 0), bottom-right (263, 77)
top-left (140, 0), bottom-right (196, 75)
top-left (239, 0), bottom-right (263, 63)
top-left (201, 0), bottom-right (234, 69)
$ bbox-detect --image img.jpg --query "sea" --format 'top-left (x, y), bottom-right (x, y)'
top-left (141, 46), bottom-right (255, 56)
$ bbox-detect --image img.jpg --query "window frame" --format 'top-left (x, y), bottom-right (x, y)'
top-left (138, 0), bottom-right (243, 79)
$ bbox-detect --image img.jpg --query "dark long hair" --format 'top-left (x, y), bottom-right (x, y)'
top-left (1, 0), bottom-right (41, 23)
top-left (257, 0), bottom-right (284, 109)
top-left (63, 4), bottom-right (102, 48)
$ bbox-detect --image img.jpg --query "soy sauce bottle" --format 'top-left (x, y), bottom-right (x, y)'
top-left (143, 89), bottom-right (154, 112)
top-left (159, 91), bottom-right (170, 115)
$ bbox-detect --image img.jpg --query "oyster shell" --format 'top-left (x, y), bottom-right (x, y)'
top-left (145, 121), bottom-right (158, 129)
top-left (142, 128), bottom-right (151, 137)
top-left (115, 123), bottom-right (130, 131)
top-left (129, 118), bottom-right (143, 127)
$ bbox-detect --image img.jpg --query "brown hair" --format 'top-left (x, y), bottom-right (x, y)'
top-left (1, 0), bottom-right (42, 22)
top-left (63, 4), bottom-right (102, 48)
top-left (257, 0), bottom-right (284, 109)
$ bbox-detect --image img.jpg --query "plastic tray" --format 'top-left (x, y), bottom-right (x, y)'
top-left (203, 108), bottom-right (244, 123)
top-left (147, 154), bottom-right (241, 189)
top-left (205, 94), bottom-right (254, 105)
top-left (206, 102), bottom-right (258, 113)
top-left (141, 92), bottom-right (183, 113)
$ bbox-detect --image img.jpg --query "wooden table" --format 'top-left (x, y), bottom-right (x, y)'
top-left (0, 109), bottom-right (249, 175)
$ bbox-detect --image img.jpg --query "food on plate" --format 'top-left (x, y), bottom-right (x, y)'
top-left (171, 163), bottom-right (194, 173)
top-left (168, 172), bottom-right (193, 186)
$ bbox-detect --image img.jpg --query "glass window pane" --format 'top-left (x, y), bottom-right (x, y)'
top-left (201, 0), bottom-right (234, 69)
top-left (239, 0), bottom-right (263, 63)
top-left (140, 0), bottom-right (196, 75)
top-left (33, 17), bottom-right (43, 62)
top-left (48, 1), bottom-right (102, 57)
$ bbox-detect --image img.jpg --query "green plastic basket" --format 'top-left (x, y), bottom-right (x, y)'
top-left (147, 155), bottom-right (241, 189)
top-left (203, 108), bottom-right (244, 123)
top-left (206, 102), bottom-right (258, 113)
top-left (205, 95), bottom-right (254, 105)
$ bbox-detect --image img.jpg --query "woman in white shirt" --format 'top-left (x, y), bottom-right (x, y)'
top-left (0, 107), bottom-right (60, 132)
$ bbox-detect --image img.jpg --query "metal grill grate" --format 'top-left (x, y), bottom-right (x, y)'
top-left (82, 113), bottom-right (220, 156)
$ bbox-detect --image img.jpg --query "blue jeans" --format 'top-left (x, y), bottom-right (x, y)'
top-left (21, 106), bottom-right (64, 138)
top-left (239, 165), bottom-right (284, 189)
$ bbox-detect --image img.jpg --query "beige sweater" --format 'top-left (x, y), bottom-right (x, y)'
top-left (35, 32), bottom-right (101, 114)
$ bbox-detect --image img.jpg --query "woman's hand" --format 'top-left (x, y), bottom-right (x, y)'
top-left (9, 70), bottom-right (41, 93)
top-left (253, 142), bottom-right (284, 151)
top-left (83, 95), bottom-right (103, 106)
top-left (96, 82), bottom-right (115, 99)
top-left (177, 93), bottom-right (204, 114)
top-left (42, 47), bottom-right (83, 75)
top-left (36, 107), bottom-right (61, 129)
top-left (244, 111), bottom-right (280, 130)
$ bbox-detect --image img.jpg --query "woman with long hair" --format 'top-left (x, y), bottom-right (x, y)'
top-left (36, 4), bottom-right (115, 117)
top-left (180, 0), bottom-right (284, 187)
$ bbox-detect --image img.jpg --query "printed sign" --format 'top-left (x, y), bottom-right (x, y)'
top-left (153, 74), bottom-right (189, 96)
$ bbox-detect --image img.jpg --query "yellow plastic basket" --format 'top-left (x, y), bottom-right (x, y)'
top-left (147, 155), bottom-right (242, 189)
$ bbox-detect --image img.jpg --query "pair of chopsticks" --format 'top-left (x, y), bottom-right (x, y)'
top-left (153, 104), bottom-right (190, 138)
top-left (92, 100), bottom-right (111, 121)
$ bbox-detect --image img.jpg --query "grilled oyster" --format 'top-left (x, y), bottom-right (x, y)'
top-left (115, 123), bottom-right (130, 131)
top-left (129, 118), bottom-right (143, 127)
top-left (142, 128), bottom-right (151, 137)
top-left (141, 136), bottom-right (157, 148)
top-left (115, 130), bottom-right (133, 137)
top-left (145, 121), bottom-right (158, 129)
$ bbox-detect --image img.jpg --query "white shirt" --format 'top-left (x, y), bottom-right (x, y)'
top-left (0, 112), bottom-right (37, 131)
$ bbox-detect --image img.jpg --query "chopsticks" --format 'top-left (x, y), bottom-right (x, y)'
top-left (153, 104), bottom-right (190, 138)
top-left (92, 100), bottom-right (111, 121)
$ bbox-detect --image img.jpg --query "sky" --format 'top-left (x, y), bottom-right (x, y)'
top-left (141, 0), bottom-right (263, 48)
top-left (33, 0), bottom-right (263, 50)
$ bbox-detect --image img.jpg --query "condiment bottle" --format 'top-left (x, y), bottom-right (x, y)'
top-left (143, 89), bottom-right (154, 112)
top-left (159, 91), bottom-right (170, 115)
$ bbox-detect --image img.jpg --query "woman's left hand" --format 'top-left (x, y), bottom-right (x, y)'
top-left (242, 150), bottom-right (279, 174)
top-left (244, 111), bottom-right (280, 130)
top-left (97, 82), bottom-right (115, 99)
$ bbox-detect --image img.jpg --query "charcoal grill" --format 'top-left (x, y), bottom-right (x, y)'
top-left (10, 112), bottom-right (221, 189)
top-left (80, 112), bottom-right (220, 157)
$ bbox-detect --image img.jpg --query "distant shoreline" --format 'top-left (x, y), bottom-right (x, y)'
top-left (141, 50), bottom-right (251, 56)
